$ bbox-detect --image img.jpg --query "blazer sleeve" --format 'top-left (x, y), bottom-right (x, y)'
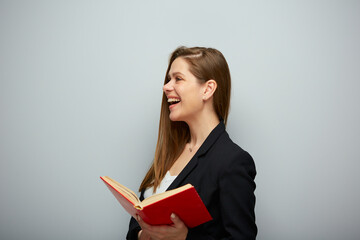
top-left (126, 217), bottom-right (141, 240)
top-left (218, 150), bottom-right (257, 240)
top-left (186, 150), bottom-right (257, 240)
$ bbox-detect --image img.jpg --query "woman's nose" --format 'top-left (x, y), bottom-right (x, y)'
top-left (163, 80), bottom-right (173, 92)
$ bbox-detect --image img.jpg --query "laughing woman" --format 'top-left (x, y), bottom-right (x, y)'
top-left (126, 46), bottom-right (257, 240)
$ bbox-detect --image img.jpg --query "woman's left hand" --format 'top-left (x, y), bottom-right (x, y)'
top-left (137, 213), bottom-right (188, 240)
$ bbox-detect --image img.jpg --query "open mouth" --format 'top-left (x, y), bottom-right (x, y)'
top-left (168, 98), bottom-right (181, 106)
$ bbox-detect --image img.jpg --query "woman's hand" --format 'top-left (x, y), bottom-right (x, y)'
top-left (137, 213), bottom-right (188, 240)
top-left (137, 230), bottom-right (151, 240)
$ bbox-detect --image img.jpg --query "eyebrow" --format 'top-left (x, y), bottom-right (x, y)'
top-left (167, 72), bottom-right (185, 79)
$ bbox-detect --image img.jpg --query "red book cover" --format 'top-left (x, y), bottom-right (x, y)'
top-left (100, 176), bottom-right (212, 228)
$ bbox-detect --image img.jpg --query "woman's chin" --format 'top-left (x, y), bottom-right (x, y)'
top-left (169, 113), bottom-right (182, 122)
top-left (169, 115), bottom-right (178, 122)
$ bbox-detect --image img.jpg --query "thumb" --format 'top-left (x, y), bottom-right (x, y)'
top-left (170, 213), bottom-right (184, 226)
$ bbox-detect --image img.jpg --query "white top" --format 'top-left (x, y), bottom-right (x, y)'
top-left (143, 171), bottom-right (177, 199)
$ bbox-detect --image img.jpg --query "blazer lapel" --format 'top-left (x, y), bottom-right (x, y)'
top-left (166, 121), bottom-right (226, 190)
top-left (167, 154), bottom-right (199, 190)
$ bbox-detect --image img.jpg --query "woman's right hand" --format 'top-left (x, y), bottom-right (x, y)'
top-left (136, 214), bottom-right (188, 240)
top-left (138, 230), bottom-right (151, 240)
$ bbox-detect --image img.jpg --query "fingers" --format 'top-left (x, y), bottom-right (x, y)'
top-left (136, 213), bottom-right (188, 240)
top-left (137, 215), bottom-right (151, 230)
top-left (138, 230), bottom-right (151, 240)
top-left (170, 213), bottom-right (185, 227)
top-left (137, 215), bottom-right (156, 239)
top-left (137, 213), bottom-right (185, 228)
top-left (137, 215), bottom-right (165, 239)
top-left (137, 215), bottom-right (159, 233)
top-left (170, 213), bottom-right (188, 239)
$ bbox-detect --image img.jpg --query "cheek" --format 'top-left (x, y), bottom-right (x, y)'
top-left (186, 93), bottom-right (203, 109)
top-left (177, 85), bottom-right (203, 105)
top-left (174, 85), bottom-right (183, 94)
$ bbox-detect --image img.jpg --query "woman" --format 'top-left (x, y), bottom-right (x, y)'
top-left (126, 46), bottom-right (257, 240)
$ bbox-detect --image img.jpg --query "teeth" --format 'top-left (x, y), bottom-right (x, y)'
top-left (168, 98), bottom-right (181, 103)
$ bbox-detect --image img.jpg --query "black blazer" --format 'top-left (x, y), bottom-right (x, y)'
top-left (126, 121), bottom-right (257, 240)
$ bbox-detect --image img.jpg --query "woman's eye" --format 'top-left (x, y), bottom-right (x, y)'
top-left (175, 77), bottom-right (182, 81)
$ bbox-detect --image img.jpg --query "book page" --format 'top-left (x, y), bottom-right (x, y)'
top-left (141, 184), bottom-right (192, 207)
top-left (102, 176), bottom-right (140, 204)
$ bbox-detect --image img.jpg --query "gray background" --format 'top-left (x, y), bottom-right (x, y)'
top-left (1, 0), bottom-right (359, 239)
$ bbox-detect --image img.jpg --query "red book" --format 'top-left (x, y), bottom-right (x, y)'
top-left (100, 176), bottom-right (212, 228)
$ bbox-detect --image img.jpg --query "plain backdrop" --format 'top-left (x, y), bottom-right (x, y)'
top-left (1, 1), bottom-right (359, 239)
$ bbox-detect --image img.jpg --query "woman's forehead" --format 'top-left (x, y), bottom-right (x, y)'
top-left (168, 58), bottom-right (190, 76)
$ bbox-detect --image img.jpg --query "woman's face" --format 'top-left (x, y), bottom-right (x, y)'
top-left (163, 57), bottom-right (206, 122)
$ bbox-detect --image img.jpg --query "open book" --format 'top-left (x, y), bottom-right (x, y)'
top-left (100, 176), bottom-right (212, 228)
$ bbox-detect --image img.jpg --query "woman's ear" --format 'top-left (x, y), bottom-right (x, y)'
top-left (203, 80), bottom-right (217, 101)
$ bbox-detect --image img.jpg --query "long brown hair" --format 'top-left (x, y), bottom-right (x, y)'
top-left (139, 46), bottom-right (231, 192)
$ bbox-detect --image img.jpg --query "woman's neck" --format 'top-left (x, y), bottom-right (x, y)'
top-left (186, 112), bottom-right (220, 148)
